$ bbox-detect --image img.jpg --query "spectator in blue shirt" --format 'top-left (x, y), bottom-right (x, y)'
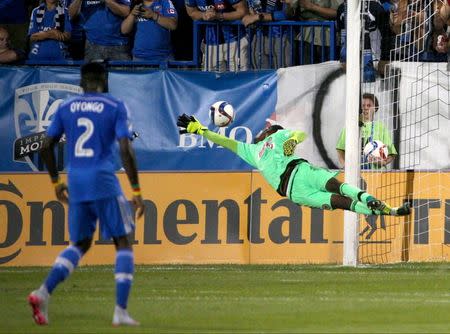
top-left (185, 0), bottom-right (248, 71)
top-left (121, 0), bottom-right (178, 62)
top-left (68, 0), bottom-right (131, 61)
top-left (28, 0), bottom-right (72, 61)
top-left (242, 0), bottom-right (291, 69)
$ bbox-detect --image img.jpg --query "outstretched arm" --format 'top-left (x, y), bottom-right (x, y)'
top-left (177, 113), bottom-right (238, 153)
top-left (202, 130), bottom-right (238, 153)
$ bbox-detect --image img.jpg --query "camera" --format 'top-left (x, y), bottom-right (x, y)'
top-left (137, 4), bottom-right (146, 12)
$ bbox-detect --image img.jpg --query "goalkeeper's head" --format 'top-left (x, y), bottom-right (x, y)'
top-left (253, 125), bottom-right (284, 144)
top-left (80, 62), bottom-right (108, 93)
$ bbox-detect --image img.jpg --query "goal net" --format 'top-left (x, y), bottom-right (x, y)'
top-left (356, 0), bottom-right (449, 263)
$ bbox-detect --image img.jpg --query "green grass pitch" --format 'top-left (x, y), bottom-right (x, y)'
top-left (1, 263), bottom-right (449, 333)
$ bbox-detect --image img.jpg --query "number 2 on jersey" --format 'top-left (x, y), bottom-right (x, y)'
top-left (75, 117), bottom-right (94, 157)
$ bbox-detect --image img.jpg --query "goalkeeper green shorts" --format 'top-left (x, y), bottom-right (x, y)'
top-left (288, 162), bottom-right (340, 210)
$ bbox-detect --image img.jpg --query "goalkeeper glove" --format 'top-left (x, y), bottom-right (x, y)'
top-left (177, 113), bottom-right (207, 135)
top-left (283, 137), bottom-right (298, 156)
top-left (283, 132), bottom-right (306, 156)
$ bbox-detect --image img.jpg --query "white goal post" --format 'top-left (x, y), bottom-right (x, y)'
top-left (343, 0), bottom-right (362, 266)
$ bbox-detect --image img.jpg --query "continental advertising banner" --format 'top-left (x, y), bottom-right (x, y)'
top-left (1, 172), bottom-right (448, 266)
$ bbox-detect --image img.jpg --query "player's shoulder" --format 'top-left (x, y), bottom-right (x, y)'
top-left (100, 93), bottom-right (123, 104)
top-left (104, 94), bottom-right (129, 112)
top-left (59, 94), bottom-right (82, 109)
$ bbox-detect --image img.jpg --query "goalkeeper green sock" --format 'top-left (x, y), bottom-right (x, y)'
top-left (350, 200), bottom-right (374, 215)
top-left (340, 183), bottom-right (371, 203)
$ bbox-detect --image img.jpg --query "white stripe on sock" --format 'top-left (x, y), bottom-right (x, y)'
top-left (117, 250), bottom-right (133, 258)
top-left (55, 256), bottom-right (75, 273)
top-left (115, 273), bottom-right (133, 281)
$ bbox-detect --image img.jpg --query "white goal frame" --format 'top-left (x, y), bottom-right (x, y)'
top-left (343, 0), bottom-right (362, 266)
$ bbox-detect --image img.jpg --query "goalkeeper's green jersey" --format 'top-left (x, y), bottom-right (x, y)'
top-left (237, 129), bottom-right (301, 190)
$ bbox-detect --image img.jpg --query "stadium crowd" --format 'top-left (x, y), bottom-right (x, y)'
top-left (0, 0), bottom-right (448, 72)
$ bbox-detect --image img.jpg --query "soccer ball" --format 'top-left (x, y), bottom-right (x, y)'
top-left (209, 101), bottom-right (235, 127)
top-left (363, 140), bottom-right (388, 160)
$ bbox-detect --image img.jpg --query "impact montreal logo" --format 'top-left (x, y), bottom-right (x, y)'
top-left (13, 83), bottom-right (81, 171)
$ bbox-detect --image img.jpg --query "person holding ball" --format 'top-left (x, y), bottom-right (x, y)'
top-left (336, 93), bottom-right (398, 170)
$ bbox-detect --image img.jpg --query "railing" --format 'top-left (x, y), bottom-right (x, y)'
top-left (194, 20), bottom-right (336, 71)
top-left (21, 20), bottom-right (336, 70)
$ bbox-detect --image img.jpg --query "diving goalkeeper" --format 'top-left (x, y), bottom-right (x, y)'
top-left (177, 114), bottom-right (411, 216)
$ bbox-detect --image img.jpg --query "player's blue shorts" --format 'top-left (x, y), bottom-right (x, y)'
top-left (68, 195), bottom-right (135, 243)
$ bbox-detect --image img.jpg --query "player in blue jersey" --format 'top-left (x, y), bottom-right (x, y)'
top-left (28, 0), bottom-right (72, 60)
top-left (28, 62), bottom-right (145, 327)
top-left (121, 0), bottom-right (178, 62)
top-left (68, 0), bottom-right (131, 61)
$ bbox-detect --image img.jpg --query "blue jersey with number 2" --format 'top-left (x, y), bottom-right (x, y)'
top-left (47, 93), bottom-right (132, 203)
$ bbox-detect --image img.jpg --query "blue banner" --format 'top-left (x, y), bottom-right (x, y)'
top-left (0, 67), bottom-right (277, 172)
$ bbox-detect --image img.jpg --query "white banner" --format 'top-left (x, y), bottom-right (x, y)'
top-left (275, 61), bottom-right (449, 170)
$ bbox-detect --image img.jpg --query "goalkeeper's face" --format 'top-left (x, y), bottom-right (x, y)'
top-left (253, 125), bottom-right (284, 144)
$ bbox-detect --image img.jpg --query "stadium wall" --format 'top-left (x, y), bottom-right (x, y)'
top-left (0, 62), bottom-right (448, 265)
top-left (0, 172), bottom-right (448, 266)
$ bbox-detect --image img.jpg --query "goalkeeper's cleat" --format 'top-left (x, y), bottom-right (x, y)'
top-left (367, 199), bottom-right (392, 215)
top-left (112, 305), bottom-right (140, 327)
top-left (391, 202), bottom-right (411, 216)
top-left (28, 288), bottom-right (49, 325)
top-left (283, 138), bottom-right (298, 156)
